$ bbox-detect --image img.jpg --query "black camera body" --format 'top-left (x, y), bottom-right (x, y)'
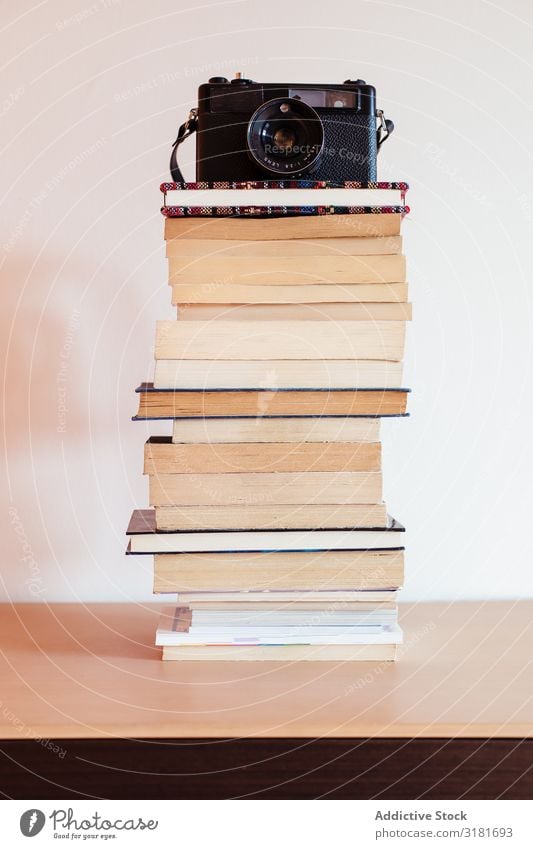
top-left (175, 76), bottom-right (391, 183)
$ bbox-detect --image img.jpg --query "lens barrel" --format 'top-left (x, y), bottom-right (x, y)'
top-left (246, 98), bottom-right (324, 176)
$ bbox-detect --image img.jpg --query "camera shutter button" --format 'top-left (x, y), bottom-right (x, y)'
top-left (208, 77), bottom-right (229, 84)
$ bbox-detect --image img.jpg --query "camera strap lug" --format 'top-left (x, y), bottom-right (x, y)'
top-left (376, 109), bottom-right (394, 151)
top-left (170, 107), bottom-right (198, 182)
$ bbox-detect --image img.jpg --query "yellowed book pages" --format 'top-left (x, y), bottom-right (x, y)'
top-left (154, 359), bottom-right (404, 390)
top-left (144, 439), bottom-right (381, 475)
top-left (137, 388), bottom-right (408, 418)
top-left (177, 302), bottom-right (412, 321)
top-left (171, 282), bottom-right (408, 305)
top-left (164, 213), bottom-right (403, 241)
top-left (161, 643), bottom-right (397, 661)
top-left (155, 502), bottom-right (388, 531)
top-left (149, 470), bottom-right (382, 506)
top-left (171, 417), bottom-right (380, 444)
top-left (153, 549), bottom-right (404, 592)
top-left (155, 319), bottom-right (406, 361)
top-left (166, 235), bottom-right (403, 258)
top-left (168, 254), bottom-right (406, 285)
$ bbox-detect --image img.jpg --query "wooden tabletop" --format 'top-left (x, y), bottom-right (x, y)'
top-left (0, 602), bottom-right (531, 740)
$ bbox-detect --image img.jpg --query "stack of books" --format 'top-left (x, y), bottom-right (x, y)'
top-left (127, 180), bottom-right (411, 661)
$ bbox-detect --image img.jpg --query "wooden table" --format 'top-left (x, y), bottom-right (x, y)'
top-left (0, 602), bottom-right (532, 799)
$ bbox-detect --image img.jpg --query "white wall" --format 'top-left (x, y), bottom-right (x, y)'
top-left (2, 0), bottom-right (532, 602)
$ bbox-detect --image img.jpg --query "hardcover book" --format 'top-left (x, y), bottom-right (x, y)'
top-left (127, 508), bottom-right (405, 553)
top-left (134, 383), bottom-right (409, 419)
top-left (160, 180), bottom-right (409, 218)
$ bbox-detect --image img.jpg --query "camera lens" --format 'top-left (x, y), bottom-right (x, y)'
top-left (246, 98), bottom-right (324, 175)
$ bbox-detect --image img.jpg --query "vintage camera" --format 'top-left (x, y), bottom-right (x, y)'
top-left (170, 74), bottom-right (393, 183)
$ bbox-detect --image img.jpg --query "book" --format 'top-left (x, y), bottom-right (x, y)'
top-left (127, 508), bottom-right (404, 553)
top-left (175, 589), bottom-right (398, 604)
top-left (160, 643), bottom-right (398, 661)
top-left (144, 436), bottom-right (381, 474)
top-left (151, 548), bottom-right (404, 592)
top-left (166, 235), bottom-right (403, 258)
top-left (161, 181), bottom-right (408, 209)
top-left (160, 630), bottom-right (399, 644)
top-left (164, 213), bottom-right (404, 241)
top-left (155, 502), bottom-right (389, 531)
top-left (167, 254), bottom-right (406, 286)
top-left (163, 602), bottom-right (398, 624)
top-left (163, 206), bottom-right (407, 219)
top-left (181, 600), bottom-right (397, 612)
top-left (176, 303), bottom-right (412, 322)
top-left (135, 384), bottom-right (409, 419)
top-left (158, 604), bottom-right (398, 628)
top-left (156, 619), bottom-right (402, 647)
top-left (148, 470), bottom-right (382, 506)
top-left (171, 282), bottom-right (409, 304)
top-left (155, 319), bottom-right (406, 361)
top-left (153, 359), bottom-right (405, 390)
top-left (158, 609), bottom-right (399, 640)
top-left (175, 606), bottom-right (398, 627)
top-left (171, 416), bottom-right (380, 443)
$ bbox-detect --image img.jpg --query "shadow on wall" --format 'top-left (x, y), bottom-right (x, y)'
top-left (1, 247), bottom-right (154, 600)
